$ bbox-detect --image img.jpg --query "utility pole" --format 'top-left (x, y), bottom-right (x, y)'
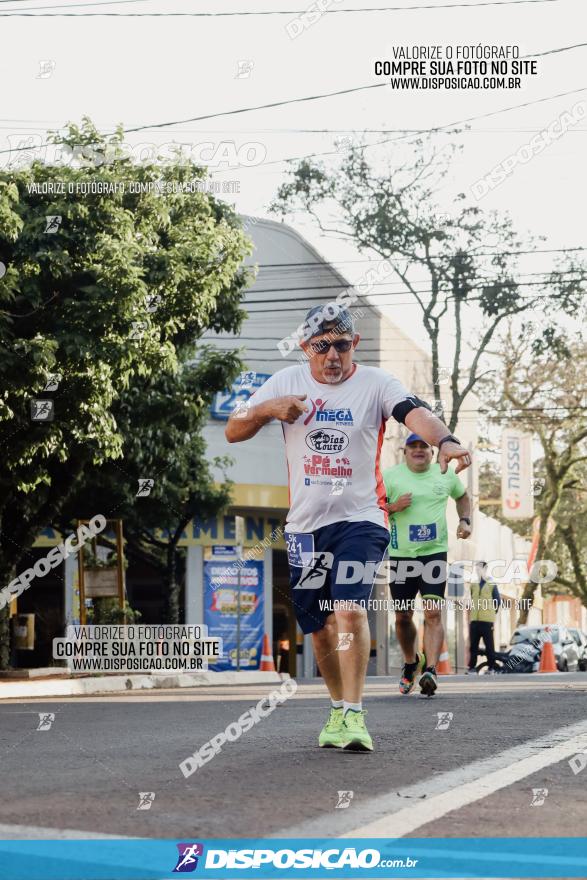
top-left (235, 516), bottom-right (245, 672)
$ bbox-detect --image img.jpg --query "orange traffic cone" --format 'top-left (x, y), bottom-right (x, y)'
top-left (436, 640), bottom-right (453, 675)
top-left (539, 638), bottom-right (558, 673)
top-left (259, 634), bottom-right (276, 672)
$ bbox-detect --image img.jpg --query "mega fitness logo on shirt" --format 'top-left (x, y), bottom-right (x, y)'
top-left (303, 398), bottom-right (354, 427)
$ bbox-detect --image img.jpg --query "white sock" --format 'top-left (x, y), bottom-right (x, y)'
top-left (331, 699), bottom-right (344, 709)
top-left (344, 701), bottom-right (362, 715)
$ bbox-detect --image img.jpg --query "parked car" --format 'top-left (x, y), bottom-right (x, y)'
top-left (568, 628), bottom-right (587, 671)
top-left (510, 625), bottom-right (581, 672)
top-left (473, 639), bottom-right (542, 674)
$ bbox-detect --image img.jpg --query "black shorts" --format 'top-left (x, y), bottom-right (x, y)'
top-left (389, 551), bottom-right (448, 608)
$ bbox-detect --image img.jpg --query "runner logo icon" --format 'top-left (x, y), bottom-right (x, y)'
top-left (173, 843), bottom-right (204, 873)
top-left (294, 551), bottom-right (334, 590)
top-left (303, 397), bottom-right (327, 426)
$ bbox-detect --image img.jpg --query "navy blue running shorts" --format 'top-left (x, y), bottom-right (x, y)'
top-left (285, 520), bottom-right (390, 634)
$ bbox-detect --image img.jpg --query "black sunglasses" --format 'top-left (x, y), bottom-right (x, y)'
top-left (309, 339), bottom-right (353, 355)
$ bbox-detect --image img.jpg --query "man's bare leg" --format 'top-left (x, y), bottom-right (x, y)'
top-left (422, 608), bottom-right (443, 669)
top-left (311, 613), bottom-right (343, 701)
top-left (395, 610), bottom-right (418, 663)
top-left (333, 605), bottom-right (370, 704)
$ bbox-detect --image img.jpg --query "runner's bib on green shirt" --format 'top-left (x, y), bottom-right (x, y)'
top-left (382, 461), bottom-right (466, 557)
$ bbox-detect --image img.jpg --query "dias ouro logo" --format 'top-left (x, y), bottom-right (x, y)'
top-left (305, 429), bottom-right (349, 454)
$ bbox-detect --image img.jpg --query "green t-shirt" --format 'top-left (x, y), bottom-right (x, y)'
top-left (382, 461), bottom-right (466, 557)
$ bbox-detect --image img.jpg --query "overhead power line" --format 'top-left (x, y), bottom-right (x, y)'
top-left (3, 121), bottom-right (585, 134)
top-left (0, 0), bottom-right (146, 5)
top-left (0, 82), bottom-right (387, 154)
top-left (242, 277), bottom-right (587, 305)
top-left (255, 86), bottom-right (587, 171)
top-left (121, 84), bottom-right (388, 135)
top-left (2, 84), bottom-right (585, 158)
top-left (250, 247), bottom-right (587, 269)
top-left (253, 265), bottom-right (583, 278)
top-left (522, 42), bottom-right (587, 59)
top-left (0, 0), bottom-right (559, 14)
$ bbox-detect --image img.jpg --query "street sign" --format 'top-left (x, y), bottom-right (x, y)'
top-left (211, 545), bottom-right (238, 557)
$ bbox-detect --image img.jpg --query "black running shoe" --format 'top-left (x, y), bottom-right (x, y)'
top-left (419, 666), bottom-right (438, 697)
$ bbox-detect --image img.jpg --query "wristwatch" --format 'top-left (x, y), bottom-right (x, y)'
top-left (438, 434), bottom-right (461, 449)
top-left (459, 517), bottom-right (471, 525)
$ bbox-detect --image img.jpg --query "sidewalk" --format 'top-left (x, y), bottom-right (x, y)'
top-left (0, 669), bottom-right (284, 700)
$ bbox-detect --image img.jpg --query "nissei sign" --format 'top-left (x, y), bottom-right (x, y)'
top-left (501, 429), bottom-right (534, 519)
top-left (210, 372), bottom-right (271, 421)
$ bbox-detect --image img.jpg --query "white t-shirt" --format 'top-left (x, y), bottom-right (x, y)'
top-left (250, 363), bottom-right (413, 533)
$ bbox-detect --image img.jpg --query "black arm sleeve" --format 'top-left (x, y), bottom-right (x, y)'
top-left (391, 395), bottom-right (432, 425)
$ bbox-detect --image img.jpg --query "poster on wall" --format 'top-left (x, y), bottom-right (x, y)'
top-left (203, 558), bottom-right (264, 671)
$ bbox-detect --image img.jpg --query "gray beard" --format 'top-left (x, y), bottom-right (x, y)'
top-left (322, 371), bottom-right (343, 384)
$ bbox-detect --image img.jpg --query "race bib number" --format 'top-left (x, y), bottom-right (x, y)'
top-left (409, 523), bottom-right (437, 543)
top-left (285, 532), bottom-right (314, 568)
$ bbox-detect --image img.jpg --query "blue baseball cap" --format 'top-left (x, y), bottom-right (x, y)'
top-left (405, 433), bottom-right (430, 447)
top-left (303, 303), bottom-right (355, 341)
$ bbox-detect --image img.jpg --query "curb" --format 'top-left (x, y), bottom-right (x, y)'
top-left (0, 670), bottom-right (285, 700)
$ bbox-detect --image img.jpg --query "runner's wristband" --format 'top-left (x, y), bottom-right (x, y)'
top-left (459, 517), bottom-right (471, 525)
top-left (438, 434), bottom-right (461, 450)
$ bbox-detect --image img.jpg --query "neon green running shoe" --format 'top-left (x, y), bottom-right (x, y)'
top-left (342, 709), bottom-right (373, 752)
top-left (318, 706), bottom-right (345, 748)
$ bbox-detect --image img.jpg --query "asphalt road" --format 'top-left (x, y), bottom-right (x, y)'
top-left (0, 674), bottom-right (586, 840)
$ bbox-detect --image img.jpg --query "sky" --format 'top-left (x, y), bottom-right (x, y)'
top-left (0, 0), bottom-right (585, 356)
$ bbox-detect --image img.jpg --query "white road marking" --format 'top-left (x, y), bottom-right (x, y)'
top-left (281, 718), bottom-right (587, 839)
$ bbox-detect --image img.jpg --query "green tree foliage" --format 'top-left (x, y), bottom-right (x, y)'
top-left (0, 118), bottom-right (253, 664)
top-left (55, 349), bottom-right (242, 624)
top-left (481, 330), bottom-right (587, 622)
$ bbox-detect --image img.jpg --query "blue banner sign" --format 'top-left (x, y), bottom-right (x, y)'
top-left (1, 838), bottom-right (586, 879)
top-left (203, 559), bottom-right (264, 670)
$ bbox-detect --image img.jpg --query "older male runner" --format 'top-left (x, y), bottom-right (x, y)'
top-left (226, 303), bottom-right (471, 751)
top-left (383, 434), bottom-right (472, 697)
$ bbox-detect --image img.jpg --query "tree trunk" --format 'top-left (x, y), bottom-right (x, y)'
top-left (516, 498), bottom-right (558, 625)
top-left (0, 563), bottom-right (15, 669)
top-left (0, 605), bottom-right (10, 670)
top-left (164, 542), bottom-right (180, 624)
top-left (558, 525), bottom-right (587, 605)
